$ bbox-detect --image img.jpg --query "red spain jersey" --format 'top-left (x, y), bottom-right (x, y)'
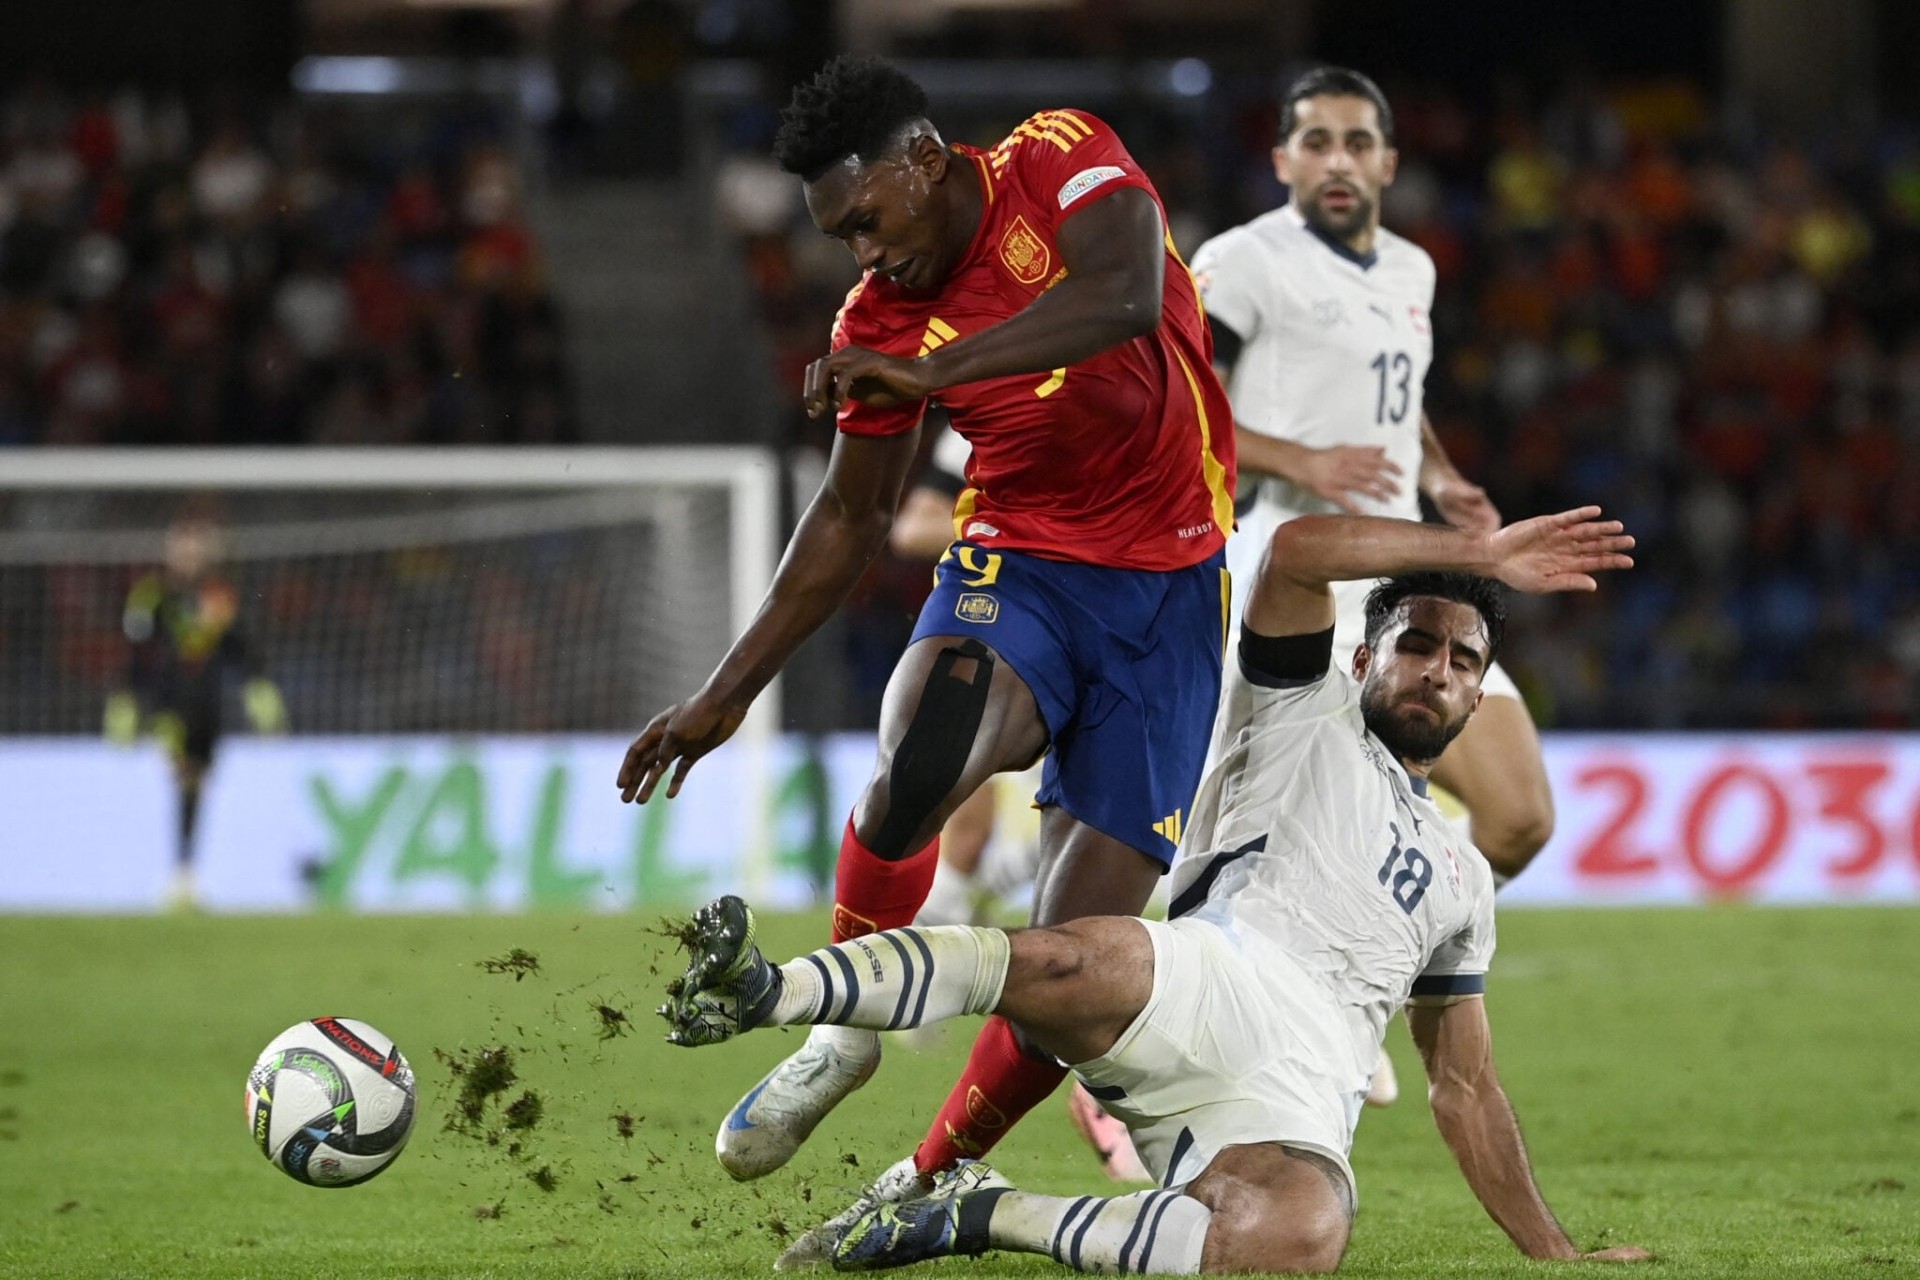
top-left (831, 109), bottom-right (1237, 572)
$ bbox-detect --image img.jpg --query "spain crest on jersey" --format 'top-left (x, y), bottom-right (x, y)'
top-left (999, 215), bottom-right (1051, 286)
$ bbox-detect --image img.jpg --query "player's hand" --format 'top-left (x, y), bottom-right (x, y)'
top-left (1299, 445), bottom-right (1403, 513)
top-left (1428, 473), bottom-right (1501, 534)
top-left (617, 692), bottom-right (749, 803)
top-left (1483, 506), bottom-right (1635, 594)
top-left (803, 345), bottom-right (935, 419)
top-left (1578, 1246), bottom-right (1655, 1262)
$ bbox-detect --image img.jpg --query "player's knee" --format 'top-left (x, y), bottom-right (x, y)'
top-left (1282, 1196), bottom-right (1350, 1273)
top-left (868, 640), bottom-right (998, 857)
top-left (998, 930), bottom-right (1089, 1048)
top-left (1006, 926), bottom-right (1089, 988)
top-left (1480, 799), bottom-right (1554, 877)
top-left (1263, 1214), bottom-right (1345, 1274)
top-left (1193, 1182), bottom-right (1345, 1273)
top-left (999, 923), bottom-right (1147, 1064)
top-left (1189, 1149), bottom-right (1350, 1275)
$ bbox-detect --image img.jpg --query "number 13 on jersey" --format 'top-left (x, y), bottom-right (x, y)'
top-left (1370, 351), bottom-right (1412, 425)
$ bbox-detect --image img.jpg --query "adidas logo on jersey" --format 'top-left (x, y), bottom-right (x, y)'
top-left (917, 318), bottom-right (959, 357)
top-left (1152, 810), bottom-right (1184, 844)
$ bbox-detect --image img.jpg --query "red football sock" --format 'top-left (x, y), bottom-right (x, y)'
top-left (914, 1014), bottom-right (1069, 1174)
top-left (831, 817), bottom-right (939, 943)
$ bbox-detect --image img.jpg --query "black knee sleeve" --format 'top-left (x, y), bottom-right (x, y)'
top-left (872, 639), bottom-right (994, 858)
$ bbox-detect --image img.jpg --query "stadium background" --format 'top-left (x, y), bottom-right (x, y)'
top-left (0, 6), bottom-right (1916, 1280)
top-left (3, 0), bottom-right (1917, 913)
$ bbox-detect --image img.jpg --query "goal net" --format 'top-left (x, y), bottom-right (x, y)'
top-left (0, 448), bottom-right (780, 738)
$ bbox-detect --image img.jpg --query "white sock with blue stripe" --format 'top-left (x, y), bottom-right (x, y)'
top-left (986, 1188), bottom-right (1212, 1274)
top-left (767, 926), bottom-right (1010, 1031)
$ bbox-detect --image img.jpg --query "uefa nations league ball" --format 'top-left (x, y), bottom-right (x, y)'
top-left (246, 1017), bottom-right (416, 1186)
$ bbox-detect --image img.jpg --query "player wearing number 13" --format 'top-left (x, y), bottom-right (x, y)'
top-left (1193, 67), bottom-right (1554, 898)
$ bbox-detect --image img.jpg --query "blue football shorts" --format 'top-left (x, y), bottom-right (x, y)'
top-left (908, 541), bottom-right (1228, 868)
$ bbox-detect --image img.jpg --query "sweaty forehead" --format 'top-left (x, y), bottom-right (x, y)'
top-left (803, 155), bottom-right (896, 230)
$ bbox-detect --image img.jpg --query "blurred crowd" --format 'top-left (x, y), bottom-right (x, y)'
top-left (0, 84), bottom-right (573, 447)
top-left (724, 74), bottom-right (1920, 731)
top-left (1377, 80), bottom-right (1920, 730)
top-left (6, 61), bottom-right (1918, 733)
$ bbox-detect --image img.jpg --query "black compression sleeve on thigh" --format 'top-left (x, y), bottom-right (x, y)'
top-left (872, 639), bottom-right (995, 859)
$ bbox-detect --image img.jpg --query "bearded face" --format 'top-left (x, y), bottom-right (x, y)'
top-left (1273, 94), bottom-right (1397, 251)
top-left (1352, 597), bottom-right (1488, 765)
top-left (1359, 671), bottom-right (1472, 762)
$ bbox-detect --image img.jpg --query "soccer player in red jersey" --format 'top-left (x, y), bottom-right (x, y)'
top-left (617, 54), bottom-right (1234, 1244)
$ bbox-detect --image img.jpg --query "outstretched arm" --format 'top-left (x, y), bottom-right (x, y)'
top-left (1408, 998), bottom-right (1651, 1262)
top-left (1242, 507), bottom-right (1635, 640)
top-left (618, 427), bottom-right (923, 802)
top-left (804, 189), bottom-right (1165, 417)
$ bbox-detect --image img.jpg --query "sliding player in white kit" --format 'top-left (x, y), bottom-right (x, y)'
top-left (658, 506), bottom-right (1646, 1273)
top-left (1193, 69), bottom-right (1552, 1105)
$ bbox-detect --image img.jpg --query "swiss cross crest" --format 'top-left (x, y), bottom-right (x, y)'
top-left (999, 215), bottom-right (1051, 286)
top-left (1409, 304), bottom-right (1430, 334)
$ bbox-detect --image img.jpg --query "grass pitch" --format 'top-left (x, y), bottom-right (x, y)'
top-left (0, 908), bottom-right (1914, 1279)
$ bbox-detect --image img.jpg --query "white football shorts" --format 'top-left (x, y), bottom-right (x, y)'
top-left (1070, 916), bottom-right (1367, 1205)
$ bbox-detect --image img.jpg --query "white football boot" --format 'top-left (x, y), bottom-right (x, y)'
top-left (776, 1153), bottom-right (928, 1271)
top-left (716, 1025), bottom-right (883, 1181)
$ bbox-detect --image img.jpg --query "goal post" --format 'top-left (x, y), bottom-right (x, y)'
top-left (0, 446), bottom-right (786, 892)
top-left (1, 445), bottom-right (787, 898)
top-left (1, 441), bottom-right (787, 890)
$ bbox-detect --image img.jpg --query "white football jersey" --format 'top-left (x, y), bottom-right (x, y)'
top-left (1192, 204), bottom-right (1436, 526)
top-left (1167, 649), bottom-right (1497, 1072)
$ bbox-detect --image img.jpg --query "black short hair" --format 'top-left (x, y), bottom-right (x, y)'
top-left (1279, 65), bottom-right (1395, 145)
top-left (773, 54), bottom-right (932, 182)
top-left (1363, 571), bottom-right (1506, 664)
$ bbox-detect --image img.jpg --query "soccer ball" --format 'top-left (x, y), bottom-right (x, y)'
top-left (246, 1017), bottom-right (416, 1187)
